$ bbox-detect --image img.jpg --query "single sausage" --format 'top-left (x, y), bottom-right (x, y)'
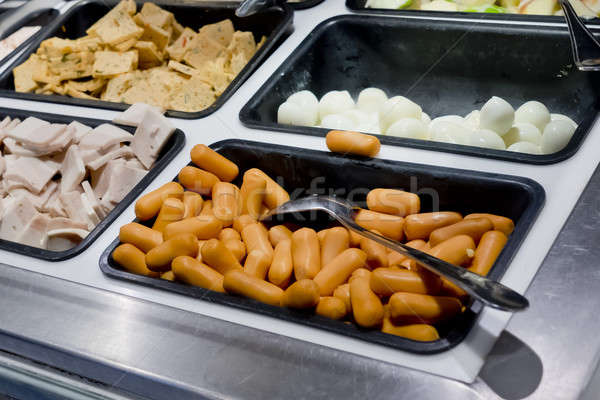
top-left (355, 209), bottom-right (404, 241)
top-left (182, 191), bottom-right (203, 219)
top-left (219, 228), bottom-right (241, 242)
top-left (320, 227), bottom-right (349, 266)
top-left (190, 144), bottom-right (239, 182)
top-left (178, 166), bottom-right (219, 196)
top-left (212, 182), bottom-right (241, 227)
top-left (429, 217), bottom-right (493, 247)
top-left (233, 214), bottom-right (256, 233)
top-left (404, 212), bottom-right (463, 241)
top-left (350, 274), bottom-right (384, 328)
top-left (135, 182), bottom-right (184, 221)
top-left (119, 222), bottom-right (163, 253)
top-left (242, 223), bottom-right (274, 263)
top-left (313, 248), bottom-right (367, 296)
top-left (428, 234), bottom-right (475, 266)
top-left (244, 250), bottom-right (272, 280)
top-left (223, 239), bottom-right (246, 262)
top-left (223, 270), bottom-right (284, 307)
top-left (468, 230), bottom-right (508, 276)
top-left (465, 213), bottom-right (514, 236)
top-left (200, 199), bottom-right (213, 216)
top-left (268, 225), bottom-right (293, 248)
top-left (113, 243), bottom-right (159, 277)
top-left (152, 197), bottom-right (185, 233)
top-left (388, 292), bottom-right (462, 323)
top-left (359, 231), bottom-right (388, 270)
top-left (200, 238), bottom-right (243, 275)
top-left (333, 283), bottom-right (352, 313)
top-left (160, 271), bottom-right (176, 281)
top-left (171, 255), bottom-right (225, 293)
top-left (381, 318), bottom-right (440, 341)
top-left (268, 239), bottom-right (293, 288)
top-left (145, 233), bottom-right (198, 272)
top-left (370, 267), bottom-right (441, 297)
top-left (163, 215), bottom-right (223, 240)
top-left (291, 227), bottom-right (321, 280)
top-left (366, 189), bottom-right (420, 217)
top-left (326, 130), bottom-right (380, 157)
top-left (316, 297), bottom-right (347, 320)
top-left (244, 168), bottom-right (290, 209)
top-left (388, 239), bottom-right (427, 268)
top-left (240, 171), bottom-right (267, 219)
top-left (280, 279), bottom-right (320, 309)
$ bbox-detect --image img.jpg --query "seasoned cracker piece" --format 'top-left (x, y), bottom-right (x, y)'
top-left (145, 68), bottom-right (187, 105)
top-left (257, 35), bottom-right (267, 49)
top-left (87, 0), bottom-right (139, 40)
top-left (168, 75), bottom-right (216, 112)
top-left (134, 14), bottom-right (170, 51)
top-left (66, 86), bottom-right (97, 100)
top-left (166, 27), bottom-right (195, 61)
top-left (13, 55), bottom-right (39, 92)
top-left (31, 57), bottom-right (60, 85)
top-left (172, 19), bottom-right (184, 41)
top-left (167, 60), bottom-right (197, 76)
top-left (66, 77), bottom-right (106, 93)
top-left (134, 41), bottom-right (163, 69)
top-left (183, 34), bottom-right (226, 69)
top-left (139, 3), bottom-right (173, 29)
top-left (88, 9), bottom-right (143, 46)
top-left (227, 31), bottom-right (256, 61)
top-left (228, 51), bottom-right (248, 76)
top-left (93, 50), bottom-right (138, 78)
top-left (199, 19), bottom-right (234, 47)
top-left (120, 78), bottom-right (164, 108)
top-left (197, 59), bottom-right (230, 96)
top-left (48, 51), bottom-right (95, 81)
top-left (112, 37), bottom-right (137, 52)
top-left (102, 71), bottom-right (138, 102)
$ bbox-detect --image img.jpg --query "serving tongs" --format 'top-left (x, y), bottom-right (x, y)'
top-left (261, 195), bottom-right (529, 312)
top-left (236, 0), bottom-right (283, 17)
top-left (559, 0), bottom-right (600, 71)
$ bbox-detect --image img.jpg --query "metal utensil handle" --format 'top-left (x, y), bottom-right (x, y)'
top-left (236, 0), bottom-right (284, 17)
top-left (336, 215), bottom-right (529, 312)
top-left (559, 0), bottom-right (600, 70)
top-left (0, 0), bottom-right (61, 39)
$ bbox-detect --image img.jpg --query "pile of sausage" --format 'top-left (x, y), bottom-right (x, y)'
top-left (113, 139), bottom-right (514, 342)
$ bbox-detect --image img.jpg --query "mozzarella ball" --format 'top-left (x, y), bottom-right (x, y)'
top-left (357, 88), bottom-right (388, 113)
top-left (379, 96), bottom-right (422, 131)
top-left (479, 96), bottom-right (514, 136)
top-left (464, 110), bottom-right (480, 130)
top-left (278, 102), bottom-right (315, 126)
top-left (430, 121), bottom-right (470, 145)
top-left (421, 112), bottom-right (431, 126)
top-left (541, 120), bottom-right (576, 154)
top-left (318, 90), bottom-right (355, 120)
top-left (551, 113), bottom-right (578, 130)
top-left (503, 122), bottom-right (542, 146)
top-left (469, 129), bottom-right (506, 150)
top-left (386, 118), bottom-right (428, 139)
top-left (515, 101), bottom-right (551, 131)
top-left (507, 141), bottom-right (542, 154)
top-left (432, 115), bottom-right (465, 126)
top-left (320, 114), bottom-right (356, 131)
top-left (287, 90), bottom-right (319, 125)
top-left (343, 110), bottom-right (381, 134)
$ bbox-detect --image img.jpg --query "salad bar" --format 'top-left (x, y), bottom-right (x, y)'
top-left (0, 0), bottom-right (599, 399)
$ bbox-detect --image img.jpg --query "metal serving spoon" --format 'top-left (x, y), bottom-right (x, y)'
top-left (236, 0), bottom-right (280, 17)
top-left (559, 0), bottom-right (600, 71)
top-left (261, 195), bottom-right (529, 312)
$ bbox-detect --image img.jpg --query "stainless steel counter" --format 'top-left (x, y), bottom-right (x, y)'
top-left (0, 161), bottom-right (598, 399)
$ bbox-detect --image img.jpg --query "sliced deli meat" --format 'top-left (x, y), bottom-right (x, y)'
top-left (0, 195), bottom-right (38, 240)
top-left (17, 213), bottom-right (50, 248)
top-left (79, 123), bottom-right (132, 151)
top-left (60, 145), bottom-right (86, 193)
top-left (112, 103), bottom-right (165, 127)
top-left (5, 155), bottom-right (59, 194)
top-left (130, 108), bottom-right (175, 168)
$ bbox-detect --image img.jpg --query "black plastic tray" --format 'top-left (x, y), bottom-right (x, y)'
top-left (0, 0), bottom-right (294, 119)
top-left (99, 139), bottom-right (545, 354)
top-left (0, 7), bottom-right (58, 67)
top-left (0, 107), bottom-right (185, 261)
top-left (346, 0), bottom-right (600, 23)
top-left (240, 15), bottom-right (600, 165)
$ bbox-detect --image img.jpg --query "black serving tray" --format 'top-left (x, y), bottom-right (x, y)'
top-left (346, 0), bottom-right (600, 23)
top-left (99, 139), bottom-right (545, 354)
top-left (0, 107), bottom-right (185, 261)
top-left (240, 15), bottom-right (600, 164)
top-left (0, 0), bottom-right (293, 119)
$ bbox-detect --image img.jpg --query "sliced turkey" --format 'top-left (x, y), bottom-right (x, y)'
top-left (17, 213), bottom-right (50, 248)
top-left (59, 145), bottom-right (86, 193)
top-left (102, 164), bottom-right (147, 204)
top-left (130, 109), bottom-right (175, 168)
top-left (0, 195), bottom-right (38, 240)
top-left (68, 121), bottom-right (93, 143)
top-left (112, 103), bottom-right (165, 127)
top-left (79, 123), bottom-right (132, 151)
top-left (4, 155), bottom-right (59, 194)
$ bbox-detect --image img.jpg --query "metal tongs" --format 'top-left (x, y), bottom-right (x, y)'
top-left (236, 0), bottom-right (282, 17)
top-left (559, 0), bottom-right (600, 71)
top-left (261, 196), bottom-right (529, 312)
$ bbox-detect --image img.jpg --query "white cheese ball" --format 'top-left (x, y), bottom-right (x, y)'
top-left (541, 120), bottom-right (576, 154)
top-left (507, 141), bottom-right (542, 154)
top-left (469, 129), bottom-right (506, 150)
top-left (515, 101), bottom-right (551, 131)
top-left (379, 96), bottom-right (422, 131)
top-left (318, 90), bottom-right (355, 120)
top-left (479, 96), bottom-right (514, 136)
top-left (550, 113), bottom-right (578, 130)
top-left (386, 118), bottom-right (428, 139)
top-left (278, 101), bottom-right (315, 126)
top-left (357, 88), bottom-right (388, 113)
top-left (287, 90), bottom-right (319, 125)
top-left (464, 110), bottom-right (480, 130)
top-left (421, 112), bottom-right (431, 126)
top-left (320, 114), bottom-right (356, 131)
top-left (430, 121), bottom-right (470, 145)
top-left (503, 122), bottom-right (542, 146)
top-left (343, 110), bottom-right (381, 134)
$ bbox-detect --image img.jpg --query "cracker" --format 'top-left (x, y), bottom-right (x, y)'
top-left (89, 7), bottom-right (143, 46)
top-left (165, 27), bottom-right (195, 61)
top-left (228, 51), bottom-right (248, 76)
top-left (48, 51), bottom-right (95, 80)
top-left (66, 85), bottom-right (97, 100)
top-left (135, 41), bottom-right (163, 69)
top-left (168, 75), bottom-right (216, 112)
top-left (112, 37), bottom-right (137, 52)
top-left (93, 50), bottom-right (138, 78)
top-left (227, 31), bottom-right (256, 61)
top-left (183, 34), bottom-right (226, 69)
top-left (167, 60), bottom-right (197, 76)
top-left (199, 19), bottom-right (234, 47)
top-left (13, 55), bottom-right (39, 92)
top-left (67, 77), bottom-right (106, 93)
top-left (197, 58), bottom-right (230, 96)
top-left (87, 0), bottom-right (136, 36)
top-left (102, 71), bottom-right (138, 101)
top-left (135, 14), bottom-right (170, 51)
top-left (172, 20), bottom-right (184, 42)
top-left (139, 3), bottom-right (173, 29)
